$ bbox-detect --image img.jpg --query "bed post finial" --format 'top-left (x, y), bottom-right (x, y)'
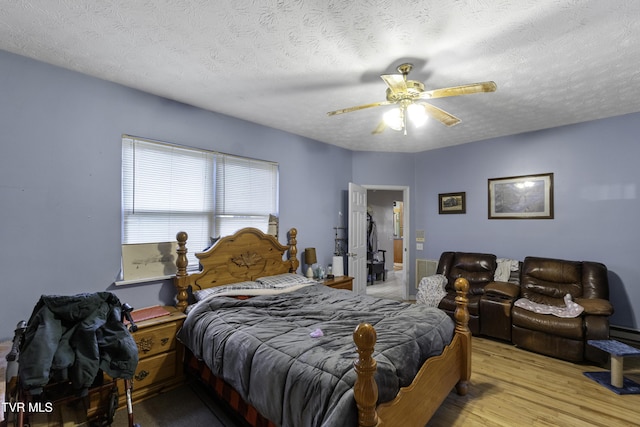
top-left (353, 323), bottom-right (379, 427)
top-left (287, 228), bottom-right (299, 273)
top-left (454, 277), bottom-right (471, 395)
top-left (453, 277), bottom-right (470, 333)
top-left (175, 231), bottom-right (189, 312)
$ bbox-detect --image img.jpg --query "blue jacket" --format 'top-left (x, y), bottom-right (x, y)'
top-left (19, 292), bottom-right (139, 395)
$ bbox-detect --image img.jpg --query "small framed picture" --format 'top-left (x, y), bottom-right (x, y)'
top-left (439, 192), bottom-right (466, 214)
top-left (488, 173), bottom-right (554, 219)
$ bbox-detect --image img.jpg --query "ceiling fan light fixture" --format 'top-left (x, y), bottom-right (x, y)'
top-left (407, 103), bottom-right (428, 127)
top-left (327, 62), bottom-right (496, 135)
top-left (383, 107), bottom-right (404, 131)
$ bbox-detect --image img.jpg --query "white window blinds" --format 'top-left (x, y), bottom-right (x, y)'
top-left (215, 154), bottom-right (279, 237)
top-left (122, 136), bottom-right (278, 272)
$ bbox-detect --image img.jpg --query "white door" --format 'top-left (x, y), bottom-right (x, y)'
top-left (348, 182), bottom-right (367, 295)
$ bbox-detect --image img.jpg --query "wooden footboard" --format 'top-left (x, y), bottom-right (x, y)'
top-left (353, 278), bottom-right (471, 427)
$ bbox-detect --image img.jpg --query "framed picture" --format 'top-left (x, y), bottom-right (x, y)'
top-left (439, 192), bottom-right (466, 214)
top-left (488, 173), bottom-right (554, 219)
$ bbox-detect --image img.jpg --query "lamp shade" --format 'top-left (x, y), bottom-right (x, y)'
top-left (304, 248), bottom-right (317, 265)
top-left (407, 103), bottom-right (428, 127)
top-left (383, 107), bottom-right (404, 131)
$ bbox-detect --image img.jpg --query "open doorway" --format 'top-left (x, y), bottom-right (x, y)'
top-left (364, 186), bottom-right (408, 301)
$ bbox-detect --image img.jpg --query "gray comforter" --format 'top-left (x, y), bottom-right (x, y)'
top-left (177, 284), bottom-right (454, 427)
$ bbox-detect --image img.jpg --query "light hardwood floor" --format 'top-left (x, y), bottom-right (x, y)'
top-left (428, 337), bottom-right (640, 427)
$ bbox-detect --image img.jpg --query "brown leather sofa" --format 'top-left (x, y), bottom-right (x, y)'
top-left (511, 256), bottom-right (614, 364)
top-left (480, 279), bottom-right (520, 342)
top-left (426, 252), bottom-right (614, 364)
top-left (436, 251), bottom-right (497, 335)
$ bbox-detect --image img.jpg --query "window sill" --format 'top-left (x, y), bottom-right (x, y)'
top-left (114, 275), bottom-right (174, 286)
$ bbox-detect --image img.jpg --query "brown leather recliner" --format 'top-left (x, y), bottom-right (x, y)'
top-left (436, 251), bottom-right (497, 335)
top-left (511, 256), bottom-right (614, 363)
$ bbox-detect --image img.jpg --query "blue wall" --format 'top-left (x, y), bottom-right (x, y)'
top-left (1, 49), bottom-right (638, 339)
top-left (411, 117), bottom-right (640, 330)
top-left (0, 51), bottom-right (351, 339)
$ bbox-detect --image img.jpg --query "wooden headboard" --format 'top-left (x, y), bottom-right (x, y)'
top-left (174, 227), bottom-right (299, 312)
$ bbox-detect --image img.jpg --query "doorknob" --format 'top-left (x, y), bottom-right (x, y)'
top-left (346, 252), bottom-right (357, 257)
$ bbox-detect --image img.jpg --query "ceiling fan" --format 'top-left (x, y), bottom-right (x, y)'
top-left (327, 63), bottom-right (497, 135)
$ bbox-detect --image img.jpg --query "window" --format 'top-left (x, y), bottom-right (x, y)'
top-left (122, 136), bottom-right (278, 272)
top-left (215, 154), bottom-right (279, 237)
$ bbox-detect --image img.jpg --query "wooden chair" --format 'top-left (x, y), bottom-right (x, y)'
top-left (367, 249), bottom-right (386, 286)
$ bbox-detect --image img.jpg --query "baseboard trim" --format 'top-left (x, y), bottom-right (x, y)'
top-left (610, 325), bottom-right (640, 344)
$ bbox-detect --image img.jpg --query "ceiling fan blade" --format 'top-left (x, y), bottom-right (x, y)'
top-left (380, 74), bottom-right (407, 94)
top-left (420, 81), bottom-right (497, 99)
top-left (421, 103), bottom-right (461, 127)
top-left (327, 100), bottom-right (393, 116)
top-left (371, 120), bottom-right (387, 135)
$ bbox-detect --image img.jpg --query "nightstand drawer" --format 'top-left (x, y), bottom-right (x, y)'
top-left (116, 351), bottom-right (177, 395)
top-left (134, 351), bottom-right (177, 387)
top-left (329, 280), bottom-right (352, 290)
top-left (133, 321), bottom-right (180, 358)
top-left (324, 276), bottom-right (353, 291)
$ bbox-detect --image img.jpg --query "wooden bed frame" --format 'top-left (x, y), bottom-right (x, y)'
top-left (174, 227), bottom-right (471, 427)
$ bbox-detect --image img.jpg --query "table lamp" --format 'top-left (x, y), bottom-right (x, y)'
top-left (304, 248), bottom-right (317, 279)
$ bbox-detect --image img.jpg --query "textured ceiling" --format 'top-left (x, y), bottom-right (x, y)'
top-left (2, 1), bottom-right (640, 152)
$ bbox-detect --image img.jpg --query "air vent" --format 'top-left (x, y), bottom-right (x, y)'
top-left (415, 259), bottom-right (438, 288)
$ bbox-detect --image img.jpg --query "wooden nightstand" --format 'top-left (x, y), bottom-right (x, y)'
top-left (324, 276), bottom-right (353, 291)
top-left (111, 306), bottom-right (186, 405)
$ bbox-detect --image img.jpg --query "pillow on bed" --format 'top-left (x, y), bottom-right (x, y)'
top-left (192, 281), bottom-right (271, 301)
top-left (255, 273), bottom-right (316, 288)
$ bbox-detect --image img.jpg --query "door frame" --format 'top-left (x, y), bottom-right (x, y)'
top-left (362, 184), bottom-right (410, 301)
